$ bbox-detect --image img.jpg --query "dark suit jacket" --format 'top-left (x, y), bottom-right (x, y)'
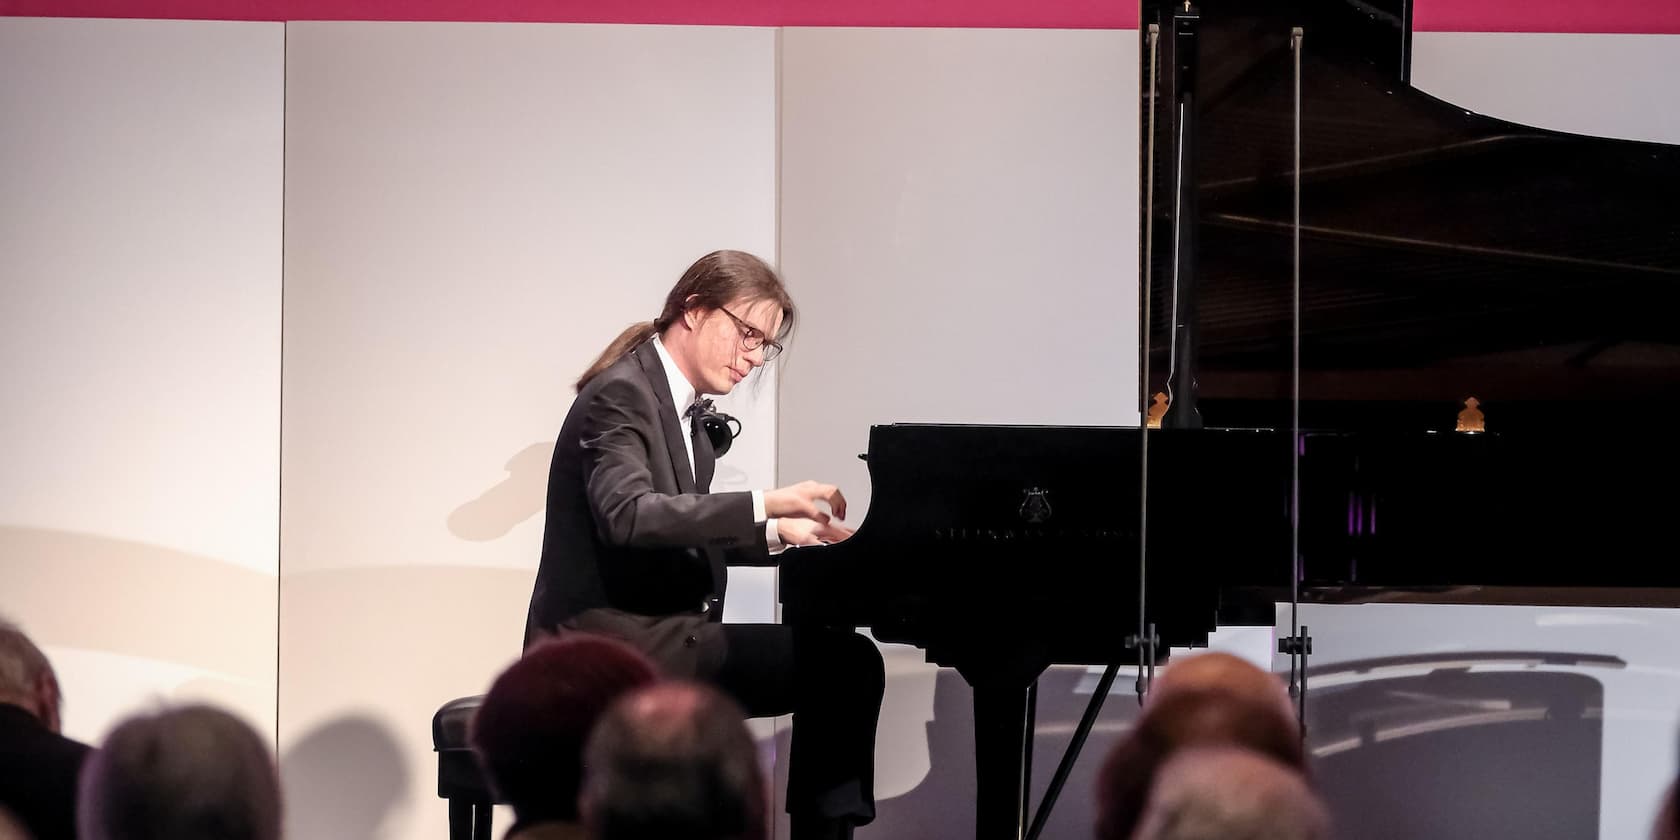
top-left (525, 341), bottom-right (772, 675)
top-left (0, 703), bottom-right (91, 840)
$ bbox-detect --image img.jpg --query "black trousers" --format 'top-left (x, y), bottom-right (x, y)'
top-left (711, 623), bottom-right (885, 833)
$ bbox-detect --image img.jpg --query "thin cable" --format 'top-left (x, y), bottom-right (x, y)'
top-left (1138, 23), bottom-right (1161, 701)
top-left (1288, 27), bottom-right (1305, 731)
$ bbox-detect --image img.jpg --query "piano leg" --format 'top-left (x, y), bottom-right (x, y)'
top-left (962, 661), bottom-right (1049, 840)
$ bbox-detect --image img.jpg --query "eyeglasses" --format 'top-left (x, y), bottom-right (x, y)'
top-left (717, 306), bottom-right (784, 361)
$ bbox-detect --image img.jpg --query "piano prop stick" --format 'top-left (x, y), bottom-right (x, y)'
top-left (1279, 23), bottom-right (1312, 740)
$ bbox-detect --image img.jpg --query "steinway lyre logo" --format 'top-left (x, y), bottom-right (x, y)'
top-left (1019, 487), bottom-right (1053, 524)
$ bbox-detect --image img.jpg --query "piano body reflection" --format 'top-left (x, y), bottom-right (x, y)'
top-left (779, 422), bottom-right (1680, 840)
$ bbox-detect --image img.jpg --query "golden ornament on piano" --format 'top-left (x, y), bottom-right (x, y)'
top-left (1146, 392), bottom-right (1169, 429)
top-left (1456, 396), bottom-right (1485, 434)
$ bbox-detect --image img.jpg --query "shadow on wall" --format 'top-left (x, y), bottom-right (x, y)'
top-left (766, 664), bottom-right (1142, 840)
top-left (448, 442), bottom-right (553, 542)
top-left (282, 714), bottom-right (410, 840)
top-left (0, 525), bottom-right (276, 740)
top-left (0, 526), bottom-right (275, 683)
top-left (1306, 658), bottom-right (1608, 840)
top-left (830, 657), bottom-right (1608, 840)
top-left (836, 653), bottom-right (1610, 840)
top-left (279, 565), bottom-right (535, 840)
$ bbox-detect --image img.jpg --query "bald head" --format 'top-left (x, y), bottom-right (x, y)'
top-left (582, 682), bottom-right (765, 840)
top-left (0, 619), bottom-right (60, 732)
top-left (620, 683), bottom-right (713, 738)
top-left (1133, 746), bottom-right (1327, 840)
top-left (1148, 653), bottom-right (1295, 729)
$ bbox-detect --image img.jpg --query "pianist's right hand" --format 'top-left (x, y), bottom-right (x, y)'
top-left (765, 480), bottom-right (848, 522)
top-left (777, 516), bottom-right (855, 547)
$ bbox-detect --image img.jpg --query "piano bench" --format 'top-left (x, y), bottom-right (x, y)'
top-left (432, 695), bottom-right (498, 840)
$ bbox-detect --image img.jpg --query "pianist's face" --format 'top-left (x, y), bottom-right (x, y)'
top-left (685, 297), bottom-right (783, 396)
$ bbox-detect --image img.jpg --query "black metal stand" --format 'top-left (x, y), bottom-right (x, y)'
top-left (1022, 662), bottom-right (1123, 840)
top-left (956, 626), bottom-right (1155, 840)
top-left (1129, 623), bottom-right (1161, 703)
top-left (1281, 26), bottom-right (1310, 740)
top-left (1279, 625), bottom-right (1313, 733)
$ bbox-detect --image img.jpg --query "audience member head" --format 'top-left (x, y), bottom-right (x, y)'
top-left (1654, 781), bottom-right (1679, 840)
top-left (77, 704), bottom-right (280, 840)
top-left (581, 681), bottom-right (766, 840)
top-left (0, 807), bottom-right (32, 840)
top-left (1095, 682), bottom-right (1306, 840)
top-left (1131, 746), bottom-right (1329, 840)
top-left (471, 633), bottom-right (659, 826)
top-left (1145, 652), bottom-right (1296, 727)
top-left (0, 618), bottom-right (63, 733)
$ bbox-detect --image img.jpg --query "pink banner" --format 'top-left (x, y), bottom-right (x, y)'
top-left (1415, 0), bottom-right (1680, 34)
top-left (0, 0), bottom-right (1137, 27)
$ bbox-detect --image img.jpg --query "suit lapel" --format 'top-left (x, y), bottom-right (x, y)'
top-left (631, 344), bottom-right (696, 495)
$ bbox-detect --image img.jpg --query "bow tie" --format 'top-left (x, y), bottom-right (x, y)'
top-left (684, 398), bottom-right (714, 420)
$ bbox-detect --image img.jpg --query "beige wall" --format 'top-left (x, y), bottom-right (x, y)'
top-left (779, 27), bottom-right (1142, 519)
top-left (10, 13), bottom-right (1680, 840)
top-left (778, 27), bottom-right (1140, 839)
top-left (0, 17), bottom-right (1140, 840)
top-left (1413, 32), bottom-right (1680, 145)
top-left (278, 22), bottom-right (779, 839)
top-left (0, 17), bottom-right (283, 743)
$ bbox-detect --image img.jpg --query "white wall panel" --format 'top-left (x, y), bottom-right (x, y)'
top-left (279, 22), bottom-right (777, 840)
top-left (1282, 601), bottom-right (1680, 840)
top-left (778, 27), bottom-right (1140, 840)
top-left (1414, 32), bottom-right (1680, 145)
top-left (0, 17), bottom-right (283, 743)
top-left (779, 27), bottom-right (1141, 521)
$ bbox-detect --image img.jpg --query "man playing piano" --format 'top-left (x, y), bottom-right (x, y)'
top-left (524, 250), bottom-right (884, 840)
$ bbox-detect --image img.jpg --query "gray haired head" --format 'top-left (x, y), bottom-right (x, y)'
top-left (78, 704), bottom-right (281, 840)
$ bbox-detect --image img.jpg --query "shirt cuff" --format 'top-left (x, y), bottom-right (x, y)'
top-left (754, 490), bottom-right (786, 554)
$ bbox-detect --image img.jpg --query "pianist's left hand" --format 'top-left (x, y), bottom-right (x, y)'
top-left (777, 516), bottom-right (855, 547)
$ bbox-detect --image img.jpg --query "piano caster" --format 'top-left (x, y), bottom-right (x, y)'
top-left (1278, 626), bottom-right (1313, 735)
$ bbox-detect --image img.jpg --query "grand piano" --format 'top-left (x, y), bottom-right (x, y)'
top-left (780, 1), bottom-right (1680, 838)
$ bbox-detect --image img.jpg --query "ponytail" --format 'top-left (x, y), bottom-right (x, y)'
top-left (576, 322), bottom-right (657, 392)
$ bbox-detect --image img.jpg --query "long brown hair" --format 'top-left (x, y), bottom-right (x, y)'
top-left (576, 250), bottom-right (796, 392)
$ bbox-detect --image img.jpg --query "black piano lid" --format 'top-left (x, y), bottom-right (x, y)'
top-left (1141, 0), bottom-right (1680, 434)
top-left (784, 2), bottom-right (1680, 647)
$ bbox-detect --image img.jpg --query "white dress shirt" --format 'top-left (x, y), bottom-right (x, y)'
top-left (651, 336), bottom-right (783, 553)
